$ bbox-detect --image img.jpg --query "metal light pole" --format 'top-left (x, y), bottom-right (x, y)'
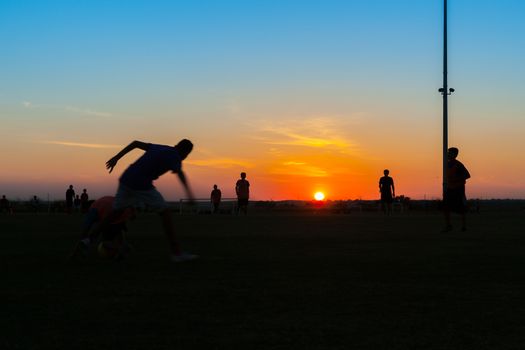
top-left (439, 0), bottom-right (454, 198)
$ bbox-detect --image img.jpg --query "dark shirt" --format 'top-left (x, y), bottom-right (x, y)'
top-left (379, 176), bottom-right (394, 194)
top-left (0, 198), bottom-right (9, 208)
top-left (236, 179), bottom-right (250, 199)
top-left (66, 189), bottom-right (75, 202)
top-left (211, 189), bottom-right (222, 203)
top-left (447, 159), bottom-right (470, 189)
top-left (119, 144), bottom-right (182, 190)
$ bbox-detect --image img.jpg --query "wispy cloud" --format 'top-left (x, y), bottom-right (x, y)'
top-left (64, 106), bottom-right (112, 117)
top-left (22, 101), bottom-right (112, 117)
top-left (187, 158), bottom-right (253, 169)
top-left (42, 141), bottom-right (121, 149)
top-left (269, 163), bottom-right (329, 178)
top-left (249, 117), bottom-right (359, 152)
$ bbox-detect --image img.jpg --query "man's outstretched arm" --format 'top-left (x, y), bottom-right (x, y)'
top-left (106, 140), bottom-right (150, 173)
top-left (177, 170), bottom-right (195, 202)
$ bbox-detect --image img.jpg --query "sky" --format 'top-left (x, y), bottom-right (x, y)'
top-left (1, 0), bottom-right (524, 201)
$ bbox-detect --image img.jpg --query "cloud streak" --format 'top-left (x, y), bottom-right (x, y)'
top-left (64, 106), bottom-right (112, 117)
top-left (42, 141), bottom-right (121, 149)
top-left (249, 117), bottom-right (359, 152)
top-left (270, 163), bottom-right (329, 178)
top-left (187, 158), bottom-right (254, 169)
top-left (283, 161), bottom-right (306, 166)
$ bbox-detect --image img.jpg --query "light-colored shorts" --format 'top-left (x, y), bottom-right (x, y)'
top-left (113, 182), bottom-right (167, 212)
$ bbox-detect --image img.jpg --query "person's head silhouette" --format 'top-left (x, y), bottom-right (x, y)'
top-left (174, 139), bottom-right (193, 160)
top-left (69, 185), bottom-right (73, 189)
top-left (448, 147), bottom-right (459, 160)
top-left (384, 169), bottom-right (390, 176)
top-left (240, 172), bottom-right (246, 180)
top-left (213, 184), bottom-right (218, 190)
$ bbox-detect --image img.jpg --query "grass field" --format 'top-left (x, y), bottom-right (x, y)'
top-left (2, 210), bottom-right (525, 350)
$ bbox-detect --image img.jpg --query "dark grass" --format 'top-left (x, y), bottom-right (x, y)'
top-left (2, 211), bottom-right (525, 350)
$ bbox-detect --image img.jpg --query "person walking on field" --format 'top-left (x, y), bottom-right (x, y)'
top-left (235, 172), bottom-right (250, 215)
top-left (443, 147), bottom-right (471, 232)
top-left (210, 184), bottom-right (222, 214)
top-left (65, 185), bottom-right (75, 214)
top-left (31, 195), bottom-right (40, 213)
top-left (379, 169), bottom-right (395, 215)
top-left (1, 195), bottom-right (12, 214)
top-left (71, 139), bottom-right (198, 262)
top-left (74, 195), bottom-right (81, 212)
top-left (80, 189), bottom-right (89, 213)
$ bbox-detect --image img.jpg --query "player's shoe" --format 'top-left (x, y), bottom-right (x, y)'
top-left (171, 252), bottom-right (199, 263)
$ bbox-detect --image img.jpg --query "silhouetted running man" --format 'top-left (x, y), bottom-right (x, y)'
top-left (379, 169), bottom-right (395, 215)
top-left (235, 172), bottom-right (250, 215)
top-left (210, 184), bottom-right (222, 214)
top-left (443, 147), bottom-right (471, 232)
top-left (65, 185), bottom-right (75, 214)
top-left (71, 139), bottom-right (198, 262)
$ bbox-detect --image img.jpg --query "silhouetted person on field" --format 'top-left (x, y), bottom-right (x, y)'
top-left (210, 184), bottom-right (222, 214)
top-left (80, 189), bottom-right (89, 213)
top-left (0, 195), bottom-right (12, 214)
top-left (31, 195), bottom-right (40, 213)
top-left (71, 139), bottom-right (198, 263)
top-left (66, 185), bottom-right (75, 214)
top-left (379, 169), bottom-right (395, 215)
top-left (235, 172), bottom-right (250, 215)
top-left (443, 147), bottom-right (471, 232)
top-left (74, 195), bottom-right (81, 212)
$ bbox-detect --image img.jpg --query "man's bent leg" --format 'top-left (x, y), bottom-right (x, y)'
top-left (160, 208), bottom-right (182, 256)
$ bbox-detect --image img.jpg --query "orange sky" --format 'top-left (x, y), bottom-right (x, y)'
top-left (1, 1), bottom-right (525, 200)
top-left (2, 110), bottom-right (524, 201)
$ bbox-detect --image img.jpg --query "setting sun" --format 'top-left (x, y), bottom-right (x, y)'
top-left (314, 192), bottom-right (325, 201)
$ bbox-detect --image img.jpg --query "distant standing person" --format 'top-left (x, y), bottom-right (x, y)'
top-left (31, 195), bottom-right (40, 213)
top-left (0, 195), bottom-right (11, 214)
top-left (66, 185), bottom-right (75, 214)
top-left (80, 189), bottom-right (89, 213)
top-left (235, 172), bottom-right (250, 215)
top-left (71, 139), bottom-right (198, 263)
top-left (379, 169), bottom-right (395, 215)
top-left (74, 195), bottom-right (81, 212)
top-left (443, 147), bottom-right (471, 232)
top-left (210, 184), bottom-right (222, 214)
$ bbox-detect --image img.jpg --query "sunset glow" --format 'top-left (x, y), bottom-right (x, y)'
top-left (314, 192), bottom-right (325, 201)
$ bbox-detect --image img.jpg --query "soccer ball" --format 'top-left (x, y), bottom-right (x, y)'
top-left (97, 241), bottom-right (119, 259)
